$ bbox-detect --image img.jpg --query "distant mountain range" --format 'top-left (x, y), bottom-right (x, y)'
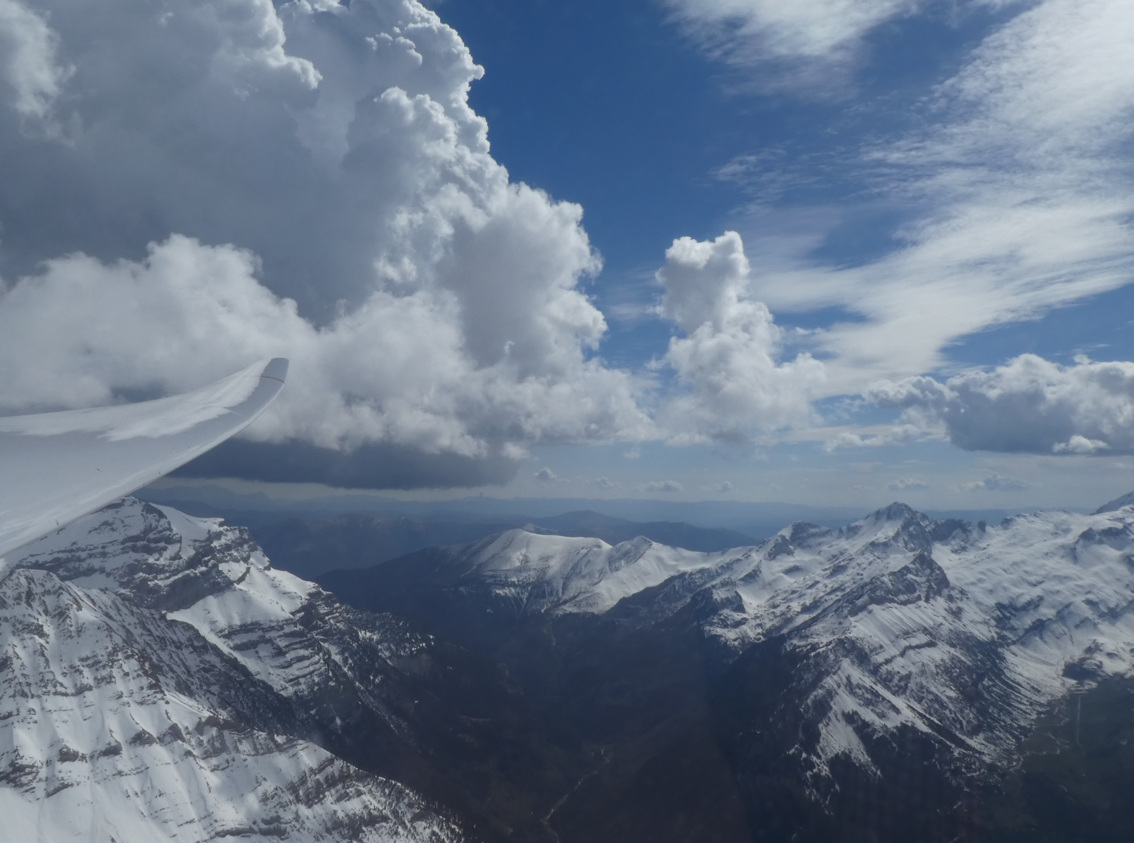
top-left (7, 495), bottom-right (1134, 840)
top-left (137, 483), bottom-right (1019, 578)
top-left (242, 509), bottom-right (760, 579)
top-left (137, 484), bottom-right (874, 536)
top-left (320, 498), bottom-right (1134, 841)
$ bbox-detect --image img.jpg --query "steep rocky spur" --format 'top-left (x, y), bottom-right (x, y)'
top-left (2, 498), bottom-right (464, 843)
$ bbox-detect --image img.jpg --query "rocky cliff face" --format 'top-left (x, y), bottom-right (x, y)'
top-left (2, 498), bottom-right (464, 843)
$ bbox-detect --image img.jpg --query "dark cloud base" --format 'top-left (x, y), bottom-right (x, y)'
top-left (174, 440), bottom-right (520, 490)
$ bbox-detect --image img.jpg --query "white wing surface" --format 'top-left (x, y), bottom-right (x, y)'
top-left (0, 358), bottom-right (287, 558)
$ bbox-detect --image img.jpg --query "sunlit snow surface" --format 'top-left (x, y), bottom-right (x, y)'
top-left (2, 499), bottom-right (461, 843)
top-left (455, 529), bottom-right (726, 614)
top-left (443, 503), bottom-right (1134, 784)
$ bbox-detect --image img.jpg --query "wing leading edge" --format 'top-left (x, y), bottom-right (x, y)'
top-left (0, 358), bottom-right (287, 559)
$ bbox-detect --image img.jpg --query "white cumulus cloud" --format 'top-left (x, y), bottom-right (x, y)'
top-left (0, 0), bottom-right (650, 486)
top-left (653, 231), bottom-right (826, 444)
top-left (869, 354), bottom-right (1134, 455)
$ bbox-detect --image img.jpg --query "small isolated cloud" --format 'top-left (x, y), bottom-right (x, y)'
top-left (654, 231), bottom-right (826, 444)
top-left (1053, 435), bottom-right (1109, 455)
top-left (869, 354), bottom-right (1134, 456)
top-left (717, 480), bottom-right (733, 494)
top-left (888, 478), bottom-right (929, 492)
top-left (593, 476), bottom-right (618, 491)
top-left (0, 0), bottom-right (71, 127)
top-left (825, 432), bottom-right (868, 452)
top-left (963, 474), bottom-right (1029, 493)
top-left (824, 425), bottom-right (922, 452)
top-left (638, 480), bottom-right (685, 494)
top-left (534, 467), bottom-right (558, 482)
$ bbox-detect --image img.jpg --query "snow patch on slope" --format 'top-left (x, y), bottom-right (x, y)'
top-left (454, 528), bottom-right (742, 614)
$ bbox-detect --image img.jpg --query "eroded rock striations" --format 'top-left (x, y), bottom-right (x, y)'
top-left (2, 498), bottom-right (464, 843)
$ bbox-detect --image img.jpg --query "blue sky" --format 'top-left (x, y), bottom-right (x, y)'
top-left (433, 0), bottom-right (1134, 510)
top-left (3, 0), bottom-right (1134, 512)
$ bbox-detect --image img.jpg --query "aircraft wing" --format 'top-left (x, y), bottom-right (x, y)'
top-left (0, 358), bottom-right (287, 559)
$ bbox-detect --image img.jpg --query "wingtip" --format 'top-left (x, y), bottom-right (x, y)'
top-left (262, 358), bottom-right (289, 383)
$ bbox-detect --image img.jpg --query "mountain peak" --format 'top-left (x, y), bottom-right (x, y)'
top-left (834, 501), bottom-right (941, 554)
top-left (874, 501), bottom-right (920, 522)
top-left (1094, 489), bottom-right (1134, 514)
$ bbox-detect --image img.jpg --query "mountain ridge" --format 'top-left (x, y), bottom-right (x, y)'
top-left (9, 493), bottom-right (1134, 840)
top-left (319, 495), bottom-right (1134, 818)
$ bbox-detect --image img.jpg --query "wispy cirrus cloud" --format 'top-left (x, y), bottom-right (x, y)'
top-left (791, 2), bottom-right (1133, 381)
top-left (661, 0), bottom-right (924, 87)
top-left (696, 0), bottom-right (1134, 426)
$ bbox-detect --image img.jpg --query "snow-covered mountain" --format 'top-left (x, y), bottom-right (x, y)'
top-left (323, 500), bottom-right (1134, 801)
top-left (11, 493), bottom-right (1134, 841)
top-left (2, 498), bottom-right (465, 843)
